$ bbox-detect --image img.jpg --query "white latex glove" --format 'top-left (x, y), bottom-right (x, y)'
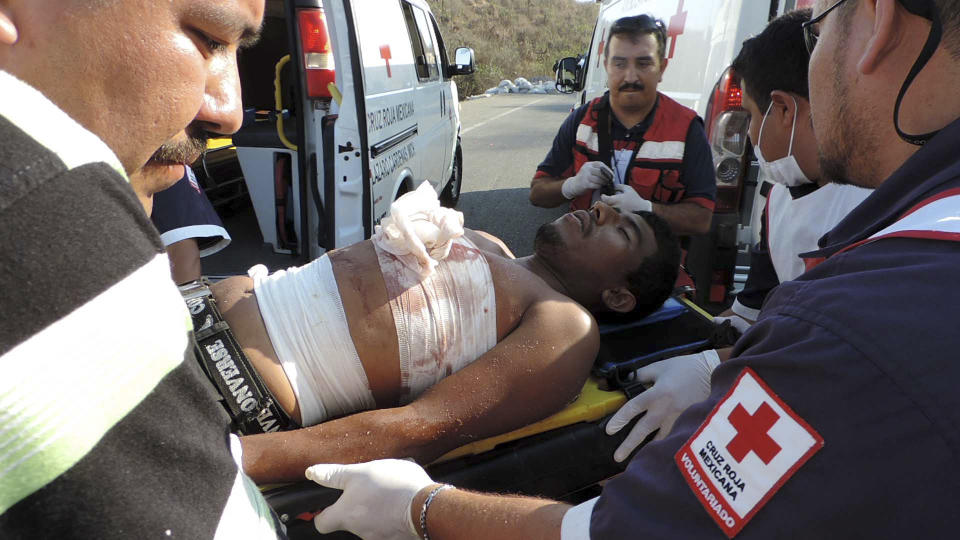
top-left (561, 161), bottom-right (613, 199)
top-left (606, 350), bottom-right (721, 462)
top-left (306, 459), bottom-right (434, 540)
top-left (599, 183), bottom-right (653, 213)
top-left (714, 314), bottom-right (752, 334)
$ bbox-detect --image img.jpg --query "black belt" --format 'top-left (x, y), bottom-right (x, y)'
top-left (180, 279), bottom-right (298, 435)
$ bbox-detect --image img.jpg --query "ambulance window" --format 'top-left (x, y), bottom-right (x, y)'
top-left (401, 2), bottom-right (440, 82)
top-left (429, 14), bottom-right (449, 79)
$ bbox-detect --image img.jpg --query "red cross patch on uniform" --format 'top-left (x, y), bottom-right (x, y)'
top-left (674, 368), bottom-right (823, 538)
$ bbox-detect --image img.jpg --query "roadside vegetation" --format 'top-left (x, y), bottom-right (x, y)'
top-left (427, 0), bottom-right (599, 97)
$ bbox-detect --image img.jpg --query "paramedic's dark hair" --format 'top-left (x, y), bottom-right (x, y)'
top-left (624, 211), bottom-right (681, 319)
top-left (731, 9), bottom-right (812, 113)
top-left (606, 15), bottom-right (668, 61)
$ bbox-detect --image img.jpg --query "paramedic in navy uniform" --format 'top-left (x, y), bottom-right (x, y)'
top-left (529, 15), bottom-right (716, 236)
top-left (302, 1), bottom-right (960, 538)
top-left (150, 165), bottom-right (231, 284)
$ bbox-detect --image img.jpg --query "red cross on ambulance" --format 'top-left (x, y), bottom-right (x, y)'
top-left (667, 0), bottom-right (687, 60)
top-left (380, 45), bottom-right (393, 78)
top-left (674, 368), bottom-right (824, 538)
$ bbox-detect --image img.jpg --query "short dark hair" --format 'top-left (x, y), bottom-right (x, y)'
top-left (606, 15), bottom-right (668, 61)
top-left (731, 9), bottom-right (812, 112)
top-left (624, 211), bottom-right (681, 318)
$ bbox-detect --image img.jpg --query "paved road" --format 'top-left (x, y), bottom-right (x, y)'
top-left (457, 93), bottom-right (579, 256)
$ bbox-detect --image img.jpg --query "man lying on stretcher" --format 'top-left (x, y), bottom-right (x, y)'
top-left (195, 182), bottom-right (680, 484)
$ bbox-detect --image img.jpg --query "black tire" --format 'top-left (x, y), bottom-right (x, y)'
top-left (439, 142), bottom-right (463, 208)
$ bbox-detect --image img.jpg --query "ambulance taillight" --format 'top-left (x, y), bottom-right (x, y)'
top-left (704, 67), bottom-right (750, 214)
top-left (298, 9), bottom-right (335, 99)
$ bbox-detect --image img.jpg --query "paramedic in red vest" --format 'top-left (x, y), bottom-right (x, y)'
top-left (300, 1), bottom-right (960, 538)
top-left (529, 15), bottom-right (716, 236)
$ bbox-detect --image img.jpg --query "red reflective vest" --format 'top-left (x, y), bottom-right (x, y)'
top-left (570, 93), bottom-right (698, 211)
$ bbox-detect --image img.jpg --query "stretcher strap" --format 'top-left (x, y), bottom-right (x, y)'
top-left (180, 279), bottom-right (298, 435)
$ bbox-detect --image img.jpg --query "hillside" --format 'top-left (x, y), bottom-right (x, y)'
top-left (427, 0), bottom-right (599, 97)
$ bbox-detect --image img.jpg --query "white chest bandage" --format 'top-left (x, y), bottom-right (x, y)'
top-left (249, 258), bottom-right (375, 426)
top-left (375, 237), bottom-right (498, 403)
top-left (370, 182), bottom-right (497, 403)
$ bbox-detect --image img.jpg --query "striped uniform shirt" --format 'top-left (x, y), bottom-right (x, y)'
top-left (0, 71), bottom-right (284, 539)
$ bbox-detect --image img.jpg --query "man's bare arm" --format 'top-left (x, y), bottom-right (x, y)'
top-left (241, 296), bottom-right (599, 483)
top-left (529, 174), bottom-right (572, 208)
top-left (166, 238), bottom-right (202, 284)
top-left (652, 201), bottom-right (713, 236)
top-left (410, 485), bottom-right (568, 540)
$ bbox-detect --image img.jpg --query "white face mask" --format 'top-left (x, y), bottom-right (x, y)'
top-left (754, 96), bottom-right (812, 187)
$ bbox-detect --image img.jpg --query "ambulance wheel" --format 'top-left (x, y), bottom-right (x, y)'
top-left (440, 143), bottom-right (462, 208)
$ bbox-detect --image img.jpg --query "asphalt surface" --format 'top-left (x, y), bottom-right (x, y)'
top-left (457, 93), bottom-right (579, 257)
top-left (203, 92), bottom-right (579, 275)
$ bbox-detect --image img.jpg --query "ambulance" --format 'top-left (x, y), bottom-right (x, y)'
top-left (232, 0), bottom-right (474, 259)
top-left (556, 0), bottom-right (814, 307)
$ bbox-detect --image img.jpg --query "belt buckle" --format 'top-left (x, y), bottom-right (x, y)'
top-left (179, 278), bottom-right (214, 301)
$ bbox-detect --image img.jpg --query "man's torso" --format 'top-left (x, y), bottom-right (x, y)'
top-left (213, 234), bottom-right (558, 418)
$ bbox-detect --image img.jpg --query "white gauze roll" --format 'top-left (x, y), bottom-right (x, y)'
top-left (372, 181), bottom-right (465, 277)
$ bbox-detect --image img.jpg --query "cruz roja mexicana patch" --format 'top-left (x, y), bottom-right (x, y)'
top-left (675, 368), bottom-right (823, 538)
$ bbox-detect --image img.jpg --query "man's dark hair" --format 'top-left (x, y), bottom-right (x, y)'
top-left (731, 9), bottom-right (812, 112)
top-left (624, 211), bottom-right (681, 318)
top-left (606, 15), bottom-right (668, 61)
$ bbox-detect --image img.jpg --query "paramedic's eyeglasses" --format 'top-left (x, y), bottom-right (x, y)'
top-left (802, 0), bottom-right (851, 55)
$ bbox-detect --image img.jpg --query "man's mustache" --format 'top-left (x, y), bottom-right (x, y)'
top-left (619, 83), bottom-right (645, 92)
top-left (149, 128), bottom-right (208, 165)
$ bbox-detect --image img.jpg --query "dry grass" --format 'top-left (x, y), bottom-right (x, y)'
top-left (428, 0), bottom-right (599, 97)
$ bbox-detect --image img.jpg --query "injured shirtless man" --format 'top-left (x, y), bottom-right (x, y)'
top-left (191, 183), bottom-right (679, 484)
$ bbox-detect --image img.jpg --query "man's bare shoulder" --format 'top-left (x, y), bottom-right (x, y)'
top-left (463, 229), bottom-right (516, 259)
top-left (485, 256), bottom-right (597, 333)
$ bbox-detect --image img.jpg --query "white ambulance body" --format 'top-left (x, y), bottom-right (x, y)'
top-left (233, 0), bottom-right (472, 260)
top-left (561, 0), bottom-right (814, 305)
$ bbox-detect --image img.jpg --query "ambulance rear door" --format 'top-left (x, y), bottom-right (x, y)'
top-left (353, 0), bottom-right (420, 225)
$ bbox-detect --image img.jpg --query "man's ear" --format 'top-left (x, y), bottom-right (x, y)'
top-left (0, 6), bottom-right (18, 46)
top-left (858, 0), bottom-right (902, 75)
top-left (768, 90), bottom-right (797, 129)
top-left (659, 57), bottom-right (668, 81)
top-left (601, 287), bottom-right (637, 314)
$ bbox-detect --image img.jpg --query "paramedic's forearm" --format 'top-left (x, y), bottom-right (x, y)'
top-left (652, 201), bottom-right (713, 235)
top-left (529, 175), bottom-right (571, 208)
top-left (410, 485), bottom-right (568, 540)
top-left (166, 238), bottom-right (202, 284)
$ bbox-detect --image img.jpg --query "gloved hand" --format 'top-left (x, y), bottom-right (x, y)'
top-left (306, 459), bottom-right (435, 540)
top-left (600, 183), bottom-right (653, 213)
top-left (714, 314), bottom-right (752, 334)
top-left (606, 350), bottom-right (721, 462)
top-left (561, 161), bottom-right (613, 199)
